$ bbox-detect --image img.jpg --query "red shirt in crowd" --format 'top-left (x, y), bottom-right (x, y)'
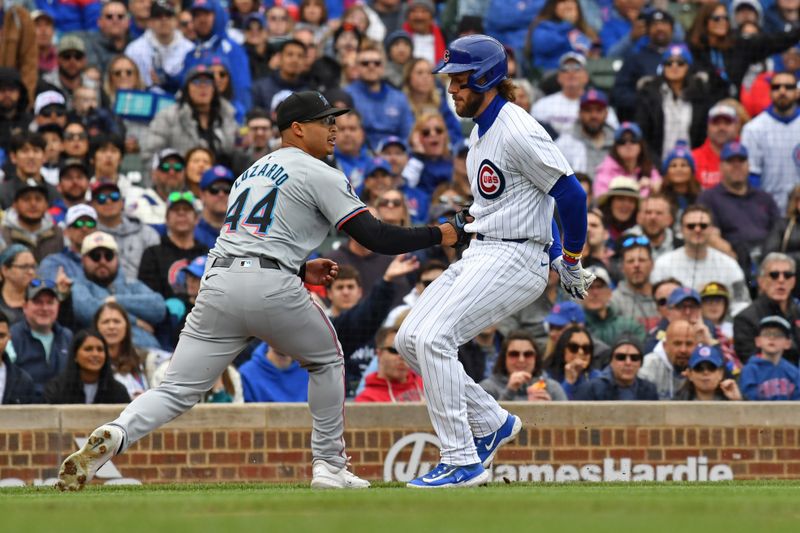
top-left (355, 371), bottom-right (424, 403)
top-left (693, 139), bottom-right (722, 190)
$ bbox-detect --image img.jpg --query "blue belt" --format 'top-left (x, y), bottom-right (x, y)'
top-left (476, 233), bottom-right (529, 244)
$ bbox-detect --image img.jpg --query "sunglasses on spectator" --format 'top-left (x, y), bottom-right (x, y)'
top-left (9, 262), bottom-right (36, 272)
top-left (615, 138), bottom-right (638, 146)
top-left (439, 195), bottom-right (464, 205)
top-left (422, 127), bottom-right (444, 137)
top-left (104, 13), bottom-right (126, 20)
top-left (88, 249), bottom-right (115, 262)
top-left (269, 15), bottom-right (288, 22)
top-left (506, 350), bottom-right (536, 359)
top-left (40, 107), bottom-right (66, 118)
top-left (179, 20), bottom-right (191, 27)
top-left (559, 63), bottom-right (583, 73)
top-left (70, 219), bottom-right (97, 229)
top-left (613, 352), bottom-right (642, 362)
top-left (359, 59), bottom-right (382, 67)
top-left (693, 362), bottom-right (719, 373)
top-left (160, 162), bottom-right (184, 172)
top-left (112, 69), bottom-right (134, 78)
top-left (664, 60), bottom-right (687, 68)
top-left (621, 235), bottom-right (650, 249)
top-left (302, 115), bottom-right (337, 126)
top-left (168, 191), bottom-right (195, 204)
top-left (95, 191), bottom-right (121, 204)
top-left (767, 270), bottom-right (795, 280)
top-left (685, 222), bottom-right (709, 231)
top-left (64, 132), bottom-right (88, 141)
top-left (207, 184), bottom-right (231, 196)
top-left (211, 70), bottom-right (229, 79)
top-left (378, 198), bottom-right (403, 208)
top-left (770, 83), bottom-right (797, 91)
top-left (380, 346), bottom-right (399, 354)
top-left (60, 51), bottom-right (85, 61)
top-left (709, 14), bottom-right (728, 22)
top-left (30, 277), bottom-right (56, 288)
top-left (566, 342), bottom-right (591, 354)
top-left (190, 77), bottom-right (214, 87)
top-left (656, 297), bottom-right (669, 307)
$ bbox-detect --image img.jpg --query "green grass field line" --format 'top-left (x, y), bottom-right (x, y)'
top-left (2, 482), bottom-right (800, 533)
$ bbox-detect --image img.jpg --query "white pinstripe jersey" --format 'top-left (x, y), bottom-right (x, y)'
top-left (464, 99), bottom-right (574, 241)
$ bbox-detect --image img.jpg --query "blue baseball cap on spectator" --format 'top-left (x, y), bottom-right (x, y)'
top-left (688, 345), bottom-right (724, 369)
top-left (377, 135), bottom-right (408, 153)
top-left (668, 286), bottom-right (701, 307)
top-left (758, 315), bottom-right (792, 336)
top-left (182, 255), bottom-right (208, 278)
top-left (190, 0), bottom-right (213, 11)
top-left (200, 165), bottom-right (235, 191)
top-left (365, 158), bottom-right (392, 178)
top-left (662, 44), bottom-right (693, 66)
top-left (245, 12), bottom-right (266, 28)
top-left (545, 301), bottom-right (586, 327)
top-left (614, 121), bottom-right (643, 143)
top-left (661, 141), bottom-right (696, 174)
top-left (580, 88), bottom-right (608, 108)
top-left (720, 141), bottom-right (748, 161)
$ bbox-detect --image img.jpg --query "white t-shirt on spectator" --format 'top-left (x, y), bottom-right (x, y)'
top-left (650, 246), bottom-right (751, 315)
top-left (531, 91), bottom-right (619, 137)
top-left (83, 382), bottom-right (98, 404)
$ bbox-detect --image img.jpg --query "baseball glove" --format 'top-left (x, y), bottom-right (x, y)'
top-left (446, 205), bottom-right (473, 250)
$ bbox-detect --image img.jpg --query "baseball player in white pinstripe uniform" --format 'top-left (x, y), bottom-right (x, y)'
top-left (396, 35), bottom-right (596, 488)
top-left (55, 91), bottom-right (467, 491)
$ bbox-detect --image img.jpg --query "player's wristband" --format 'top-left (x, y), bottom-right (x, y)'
top-left (298, 263), bottom-right (307, 281)
top-left (562, 249), bottom-right (581, 265)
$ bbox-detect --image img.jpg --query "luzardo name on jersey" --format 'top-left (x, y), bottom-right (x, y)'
top-left (235, 160), bottom-right (290, 190)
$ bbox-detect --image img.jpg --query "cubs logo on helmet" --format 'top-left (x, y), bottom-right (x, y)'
top-left (477, 160), bottom-right (505, 199)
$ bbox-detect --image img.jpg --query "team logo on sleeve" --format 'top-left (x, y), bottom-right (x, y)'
top-left (477, 159), bottom-right (505, 199)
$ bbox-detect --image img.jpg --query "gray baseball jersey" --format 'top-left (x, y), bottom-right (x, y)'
top-left (82, 146), bottom-right (370, 477)
top-left (212, 146), bottom-right (367, 271)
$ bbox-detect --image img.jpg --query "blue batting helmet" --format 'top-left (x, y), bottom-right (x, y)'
top-left (432, 34), bottom-right (508, 93)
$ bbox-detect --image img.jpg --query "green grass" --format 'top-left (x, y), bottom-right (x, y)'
top-left (2, 481), bottom-right (800, 533)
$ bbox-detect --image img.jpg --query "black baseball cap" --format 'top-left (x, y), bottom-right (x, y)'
top-left (276, 91), bottom-right (349, 132)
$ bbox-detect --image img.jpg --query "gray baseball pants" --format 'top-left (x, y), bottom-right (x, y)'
top-left (109, 259), bottom-right (348, 468)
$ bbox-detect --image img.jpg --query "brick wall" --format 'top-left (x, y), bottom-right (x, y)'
top-left (1, 403), bottom-right (799, 485)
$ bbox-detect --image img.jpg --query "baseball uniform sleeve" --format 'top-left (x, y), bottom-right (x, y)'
top-left (504, 117), bottom-right (574, 193)
top-left (740, 121), bottom-right (762, 176)
top-left (307, 165), bottom-right (368, 229)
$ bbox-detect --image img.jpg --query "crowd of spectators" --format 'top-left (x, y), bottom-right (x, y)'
top-left (1, 0), bottom-right (799, 407)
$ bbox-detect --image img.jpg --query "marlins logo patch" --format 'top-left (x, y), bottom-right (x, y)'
top-left (477, 160), bottom-right (505, 199)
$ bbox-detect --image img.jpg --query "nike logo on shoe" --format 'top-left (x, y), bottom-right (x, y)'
top-left (422, 466), bottom-right (455, 483)
top-left (482, 433), bottom-right (498, 452)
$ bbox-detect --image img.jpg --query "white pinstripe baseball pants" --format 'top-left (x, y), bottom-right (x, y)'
top-left (395, 239), bottom-right (549, 465)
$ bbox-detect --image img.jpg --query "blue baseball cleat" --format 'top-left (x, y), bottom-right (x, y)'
top-left (407, 462), bottom-right (489, 488)
top-left (475, 414), bottom-right (522, 467)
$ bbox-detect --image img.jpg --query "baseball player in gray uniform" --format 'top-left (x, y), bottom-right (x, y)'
top-left (56, 91), bottom-right (463, 491)
top-left (396, 36), bottom-right (596, 488)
